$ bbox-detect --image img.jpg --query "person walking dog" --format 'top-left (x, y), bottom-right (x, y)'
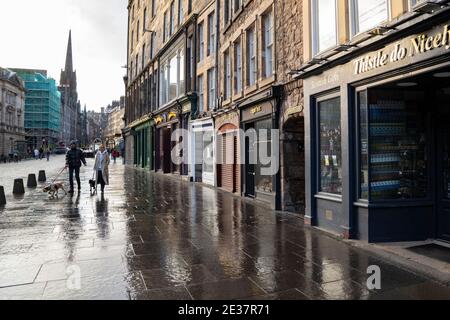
top-left (65, 141), bottom-right (87, 194)
top-left (93, 145), bottom-right (110, 194)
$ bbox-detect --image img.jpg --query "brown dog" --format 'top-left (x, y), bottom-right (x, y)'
top-left (43, 183), bottom-right (67, 199)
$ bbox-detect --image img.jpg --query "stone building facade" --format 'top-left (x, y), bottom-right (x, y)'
top-left (0, 68), bottom-right (26, 157)
top-left (276, 0), bottom-right (305, 213)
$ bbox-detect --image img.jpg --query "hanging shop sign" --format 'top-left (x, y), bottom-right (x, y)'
top-left (168, 112), bottom-right (178, 121)
top-left (353, 22), bottom-right (450, 75)
top-left (155, 116), bottom-right (164, 125)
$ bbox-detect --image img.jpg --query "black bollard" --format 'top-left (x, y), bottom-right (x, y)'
top-left (13, 179), bottom-right (25, 195)
top-left (38, 170), bottom-right (46, 182)
top-left (27, 174), bottom-right (37, 188)
top-left (0, 186), bottom-right (6, 205)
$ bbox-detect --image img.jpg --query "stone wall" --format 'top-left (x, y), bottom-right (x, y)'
top-left (276, 0), bottom-right (305, 213)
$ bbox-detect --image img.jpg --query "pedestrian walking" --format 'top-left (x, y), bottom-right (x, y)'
top-left (39, 147), bottom-right (44, 160)
top-left (34, 148), bottom-right (39, 160)
top-left (112, 149), bottom-right (118, 164)
top-left (65, 141), bottom-right (87, 194)
top-left (93, 144), bottom-right (110, 194)
top-left (46, 148), bottom-right (51, 161)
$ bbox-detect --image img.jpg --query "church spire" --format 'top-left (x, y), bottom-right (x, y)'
top-left (65, 30), bottom-right (73, 73)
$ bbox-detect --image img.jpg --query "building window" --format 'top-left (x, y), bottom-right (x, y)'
top-left (135, 54), bottom-right (138, 76)
top-left (137, 21), bottom-right (140, 42)
top-left (318, 97), bottom-right (342, 195)
top-left (198, 22), bottom-right (204, 62)
top-left (131, 30), bottom-right (134, 49)
top-left (207, 12), bottom-right (216, 56)
top-left (151, 0), bottom-right (156, 17)
top-left (143, 8), bottom-right (147, 34)
top-left (150, 32), bottom-right (156, 60)
top-left (312, 0), bottom-right (337, 54)
top-left (224, 50), bottom-right (231, 100)
top-left (142, 45), bottom-right (146, 69)
top-left (187, 35), bottom-right (194, 91)
top-left (262, 10), bottom-right (274, 78)
top-left (224, 0), bottom-right (232, 25)
top-left (163, 11), bottom-right (168, 42)
top-left (234, 39), bottom-right (242, 94)
top-left (234, 0), bottom-right (242, 13)
top-left (246, 26), bottom-right (256, 87)
top-left (198, 75), bottom-right (204, 113)
top-left (170, 2), bottom-right (175, 36)
top-left (207, 68), bottom-right (216, 109)
top-left (178, 0), bottom-right (184, 25)
top-left (159, 49), bottom-right (185, 107)
top-left (350, 0), bottom-right (389, 35)
top-left (6, 92), bottom-right (16, 105)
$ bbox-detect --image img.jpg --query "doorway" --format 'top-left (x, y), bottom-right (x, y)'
top-left (245, 122), bottom-right (255, 198)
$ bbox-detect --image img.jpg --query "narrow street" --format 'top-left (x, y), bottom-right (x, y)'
top-left (1, 157), bottom-right (450, 300)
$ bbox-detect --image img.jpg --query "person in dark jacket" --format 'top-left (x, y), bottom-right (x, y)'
top-left (65, 141), bottom-right (87, 194)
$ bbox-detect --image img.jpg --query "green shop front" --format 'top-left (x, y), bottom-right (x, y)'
top-left (301, 12), bottom-right (450, 242)
top-left (131, 117), bottom-right (153, 170)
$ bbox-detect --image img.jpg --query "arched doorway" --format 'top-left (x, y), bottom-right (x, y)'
top-left (282, 116), bottom-right (305, 214)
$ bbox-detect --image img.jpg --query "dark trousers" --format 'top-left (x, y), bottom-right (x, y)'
top-left (69, 166), bottom-right (81, 191)
top-left (97, 170), bottom-right (106, 192)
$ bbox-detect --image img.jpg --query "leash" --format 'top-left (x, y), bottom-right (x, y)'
top-left (50, 167), bottom-right (68, 184)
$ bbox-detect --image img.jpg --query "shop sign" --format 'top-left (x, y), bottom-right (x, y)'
top-left (215, 111), bottom-right (239, 129)
top-left (284, 104), bottom-right (304, 120)
top-left (354, 23), bottom-right (450, 75)
top-left (155, 116), bottom-right (164, 125)
top-left (168, 112), bottom-right (178, 121)
top-left (242, 102), bottom-right (273, 122)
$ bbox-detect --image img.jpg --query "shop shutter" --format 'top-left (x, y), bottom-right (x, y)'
top-left (221, 134), bottom-right (235, 193)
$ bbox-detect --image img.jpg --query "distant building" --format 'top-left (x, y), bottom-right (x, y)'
top-left (104, 104), bottom-right (125, 150)
top-left (86, 110), bottom-right (103, 145)
top-left (0, 67), bottom-right (26, 156)
top-left (59, 30), bottom-right (81, 146)
top-left (11, 68), bottom-right (61, 149)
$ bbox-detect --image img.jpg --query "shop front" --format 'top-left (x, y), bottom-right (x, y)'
top-left (134, 120), bottom-right (153, 169)
top-left (302, 14), bottom-right (450, 242)
top-left (190, 118), bottom-right (215, 186)
top-left (154, 109), bottom-right (180, 174)
top-left (214, 109), bottom-right (241, 194)
top-left (239, 87), bottom-right (281, 210)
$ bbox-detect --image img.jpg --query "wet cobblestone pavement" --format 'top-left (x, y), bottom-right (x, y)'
top-left (1, 157), bottom-right (450, 300)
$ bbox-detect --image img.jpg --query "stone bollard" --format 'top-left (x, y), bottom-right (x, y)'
top-left (0, 186), bottom-right (6, 205)
top-left (27, 174), bottom-right (37, 188)
top-left (38, 170), bottom-right (46, 182)
top-left (13, 179), bottom-right (25, 195)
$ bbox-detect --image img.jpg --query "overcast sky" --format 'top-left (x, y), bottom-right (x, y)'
top-left (0, 0), bottom-right (127, 112)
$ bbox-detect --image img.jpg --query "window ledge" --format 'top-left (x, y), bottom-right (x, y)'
top-left (259, 74), bottom-right (276, 88)
top-left (232, 91), bottom-right (243, 101)
top-left (244, 84), bottom-right (258, 96)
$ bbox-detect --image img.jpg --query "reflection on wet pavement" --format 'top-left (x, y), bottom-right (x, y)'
top-left (1, 161), bottom-right (450, 300)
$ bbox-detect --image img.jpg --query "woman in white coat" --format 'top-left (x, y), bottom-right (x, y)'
top-left (93, 144), bottom-right (110, 193)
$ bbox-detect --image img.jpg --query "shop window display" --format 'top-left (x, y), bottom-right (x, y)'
top-left (319, 97), bottom-right (342, 195)
top-left (255, 118), bottom-right (273, 193)
top-left (361, 89), bottom-right (428, 200)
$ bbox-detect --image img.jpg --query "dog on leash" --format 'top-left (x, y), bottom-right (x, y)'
top-left (43, 182), bottom-right (67, 199)
top-left (89, 179), bottom-right (97, 195)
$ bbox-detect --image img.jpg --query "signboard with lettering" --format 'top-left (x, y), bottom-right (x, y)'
top-left (241, 101), bottom-right (273, 122)
top-left (353, 23), bottom-right (450, 75)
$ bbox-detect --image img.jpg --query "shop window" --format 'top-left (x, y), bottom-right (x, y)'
top-left (178, 0), bottom-right (184, 25)
top-left (318, 97), bottom-right (342, 195)
top-left (359, 89), bottom-right (428, 201)
top-left (350, 0), bottom-right (389, 36)
top-left (255, 118), bottom-right (273, 193)
top-left (312, 0), bottom-right (337, 55)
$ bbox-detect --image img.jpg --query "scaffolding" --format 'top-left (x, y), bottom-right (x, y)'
top-left (11, 69), bottom-right (61, 148)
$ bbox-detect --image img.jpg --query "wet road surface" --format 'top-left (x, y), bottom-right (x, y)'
top-left (1, 158), bottom-right (450, 300)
